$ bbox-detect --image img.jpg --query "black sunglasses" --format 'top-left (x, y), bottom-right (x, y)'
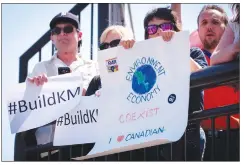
top-left (51, 25), bottom-right (77, 35)
top-left (99, 39), bottom-right (121, 50)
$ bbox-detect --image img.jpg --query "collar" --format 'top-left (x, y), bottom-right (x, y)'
top-left (51, 52), bottom-right (85, 71)
top-left (202, 49), bottom-right (212, 59)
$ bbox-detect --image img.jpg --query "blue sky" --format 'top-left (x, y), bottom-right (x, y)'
top-left (2, 3), bottom-right (232, 161)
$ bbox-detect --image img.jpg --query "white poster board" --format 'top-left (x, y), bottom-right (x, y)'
top-left (74, 31), bottom-right (190, 160)
top-left (6, 72), bottom-right (83, 133)
top-left (53, 96), bottom-right (101, 145)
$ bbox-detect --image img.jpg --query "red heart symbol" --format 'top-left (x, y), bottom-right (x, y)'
top-left (117, 135), bottom-right (124, 142)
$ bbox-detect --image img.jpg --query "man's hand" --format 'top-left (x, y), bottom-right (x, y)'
top-left (27, 73), bottom-right (48, 86)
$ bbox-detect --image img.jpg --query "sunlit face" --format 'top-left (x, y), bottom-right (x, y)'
top-left (198, 9), bottom-right (226, 50)
top-left (147, 18), bottom-right (173, 39)
top-left (51, 23), bottom-right (82, 53)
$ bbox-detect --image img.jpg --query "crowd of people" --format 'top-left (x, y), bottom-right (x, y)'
top-left (14, 3), bottom-right (240, 161)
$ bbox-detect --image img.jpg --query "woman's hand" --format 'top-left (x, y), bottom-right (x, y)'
top-left (120, 39), bottom-right (135, 49)
top-left (95, 90), bottom-right (101, 97)
top-left (159, 30), bottom-right (175, 42)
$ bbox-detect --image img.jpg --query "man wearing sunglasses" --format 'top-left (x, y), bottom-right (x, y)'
top-left (15, 12), bottom-right (99, 161)
top-left (27, 12), bottom-right (99, 91)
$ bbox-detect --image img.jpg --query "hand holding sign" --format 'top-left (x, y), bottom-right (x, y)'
top-left (6, 72), bottom-right (83, 133)
top-left (27, 73), bottom-right (48, 86)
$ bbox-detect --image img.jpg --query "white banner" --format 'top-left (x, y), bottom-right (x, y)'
top-left (53, 96), bottom-right (101, 145)
top-left (6, 72), bottom-right (83, 134)
top-left (74, 31), bottom-right (190, 160)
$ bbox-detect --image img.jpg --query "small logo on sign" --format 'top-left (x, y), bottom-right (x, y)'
top-left (106, 57), bottom-right (118, 72)
top-left (168, 94), bottom-right (176, 104)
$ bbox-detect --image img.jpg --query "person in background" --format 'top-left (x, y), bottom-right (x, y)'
top-left (141, 7), bottom-right (207, 161)
top-left (171, 4), bottom-right (207, 160)
top-left (196, 4), bottom-right (240, 161)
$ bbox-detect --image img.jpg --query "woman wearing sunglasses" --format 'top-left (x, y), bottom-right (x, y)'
top-left (142, 7), bottom-right (207, 161)
top-left (83, 25), bottom-right (138, 161)
top-left (86, 25), bottom-right (135, 97)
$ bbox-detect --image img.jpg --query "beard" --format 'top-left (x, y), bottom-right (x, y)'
top-left (203, 38), bottom-right (219, 50)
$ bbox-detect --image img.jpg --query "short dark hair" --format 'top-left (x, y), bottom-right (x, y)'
top-left (231, 3), bottom-right (240, 24)
top-left (197, 5), bottom-right (229, 26)
top-left (143, 7), bottom-right (181, 39)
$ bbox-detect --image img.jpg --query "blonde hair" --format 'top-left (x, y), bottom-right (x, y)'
top-left (100, 25), bottom-right (134, 44)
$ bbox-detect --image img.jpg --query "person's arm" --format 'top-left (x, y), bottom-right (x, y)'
top-left (171, 3), bottom-right (182, 29)
top-left (190, 58), bottom-right (202, 72)
top-left (210, 24), bottom-right (239, 66)
top-left (190, 47), bottom-right (208, 72)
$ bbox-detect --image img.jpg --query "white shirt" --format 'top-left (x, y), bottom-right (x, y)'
top-left (29, 53), bottom-right (99, 90)
top-left (229, 21), bottom-right (240, 59)
top-left (229, 21), bottom-right (240, 44)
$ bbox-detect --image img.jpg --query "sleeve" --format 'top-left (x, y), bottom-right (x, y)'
top-left (85, 75), bottom-right (102, 96)
top-left (229, 21), bottom-right (239, 43)
top-left (228, 21), bottom-right (234, 32)
top-left (82, 60), bottom-right (100, 90)
top-left (190, 47), bottom-right (208, 69)
top-left (94, 61), bottom-right (100, 76)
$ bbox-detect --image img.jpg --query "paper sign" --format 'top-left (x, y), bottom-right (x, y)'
top-left (74, 31), bottom-right (190, 160)
top-left (53, 96), bottom-right (101, 146)
top-left (6, 72), bottom-right (83, 134)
